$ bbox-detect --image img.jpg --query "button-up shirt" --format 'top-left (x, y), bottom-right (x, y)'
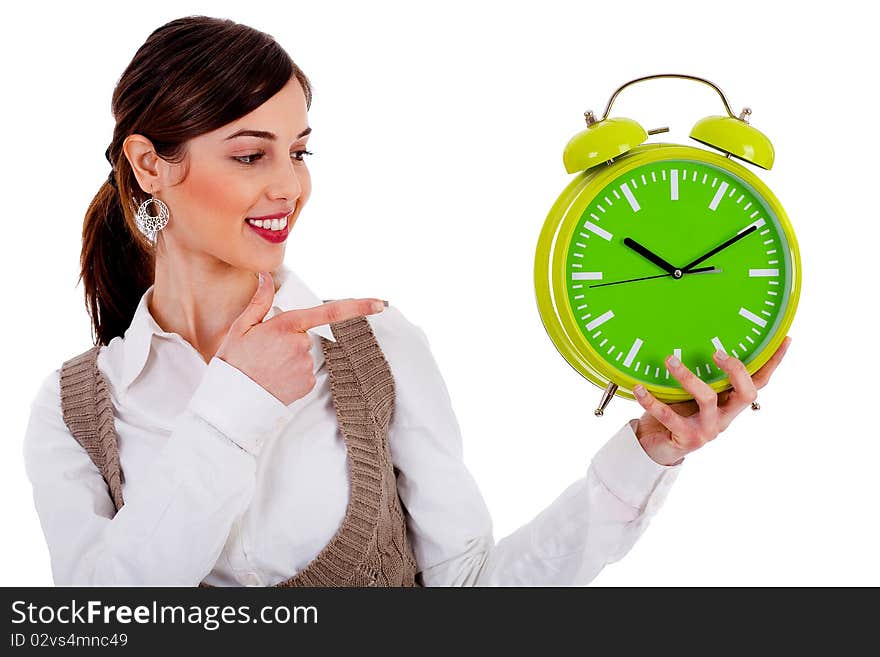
top-left (23, 262), bottom-right (682, 586)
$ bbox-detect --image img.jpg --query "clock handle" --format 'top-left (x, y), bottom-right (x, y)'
top-left (599, 73), bottom-right (741, 122)
top-left (594, 381), bottom-right (619, 417)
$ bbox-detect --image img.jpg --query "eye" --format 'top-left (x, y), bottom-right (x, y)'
top-left (233, 150), bottom-right (314, 165)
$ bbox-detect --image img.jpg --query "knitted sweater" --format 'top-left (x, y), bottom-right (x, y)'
top-left (58, 311), bottom-right (420, 587)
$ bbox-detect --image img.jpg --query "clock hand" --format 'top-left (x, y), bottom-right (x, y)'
top-left (588, 266), bottom-right (718, 289)
top-left (680, 224), bottom-right (758, 273)
top-left (623, 237), bottom-right (680, 276)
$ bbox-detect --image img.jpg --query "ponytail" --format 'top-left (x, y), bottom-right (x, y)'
top-left (79, 171), bottom-right (154, 347)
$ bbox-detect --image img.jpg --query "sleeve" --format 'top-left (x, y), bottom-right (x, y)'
top-left (376, 306), bottom-right (683, 586)
top-left (22, 356), bottom-right (293, 586)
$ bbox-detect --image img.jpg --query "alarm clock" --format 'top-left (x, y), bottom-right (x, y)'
top-left (534, 73), bottom-right (801, 416)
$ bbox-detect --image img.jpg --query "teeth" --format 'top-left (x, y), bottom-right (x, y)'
top-left (247, 214), bottom-right (290, 231)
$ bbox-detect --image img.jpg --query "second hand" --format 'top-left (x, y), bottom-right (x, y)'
top-left (589, 266), bottom-right (719, 288)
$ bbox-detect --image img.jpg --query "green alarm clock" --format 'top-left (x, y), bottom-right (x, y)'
top-left (534, 73), bottom-right (801, 416)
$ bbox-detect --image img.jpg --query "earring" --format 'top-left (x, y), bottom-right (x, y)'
top-left (135, 196), bottom-right (170, 240)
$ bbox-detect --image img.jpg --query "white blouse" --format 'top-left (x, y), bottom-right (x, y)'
top-left (23, 262), bottom-right (682, 586)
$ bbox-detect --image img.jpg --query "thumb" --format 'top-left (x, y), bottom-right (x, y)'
top-left (232, 271), bottom-right (274, 334)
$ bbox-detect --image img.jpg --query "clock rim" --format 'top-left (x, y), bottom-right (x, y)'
top-left (534, 143), bottom-right (802, 403)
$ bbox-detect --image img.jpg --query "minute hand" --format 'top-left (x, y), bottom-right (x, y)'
top-left (680, 224), bottom-right (758, 273)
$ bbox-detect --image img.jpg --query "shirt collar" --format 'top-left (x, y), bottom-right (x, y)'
top-left (119, 262), bottom-right (336, 392)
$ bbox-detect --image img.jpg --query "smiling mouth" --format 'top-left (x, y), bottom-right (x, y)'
top-left (244, 208), bottom-right (295, 231)
top-left (245, 215), bottom-right (289, 231)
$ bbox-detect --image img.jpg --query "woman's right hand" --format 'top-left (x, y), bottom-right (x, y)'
top-left (215, 271), bottom-right (386, 405)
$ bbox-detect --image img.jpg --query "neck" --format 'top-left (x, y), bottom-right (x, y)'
top-left (149, 253), bottom-right (276, 364)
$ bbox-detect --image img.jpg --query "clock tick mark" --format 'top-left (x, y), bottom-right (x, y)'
top-left (586, 310), bottom-right (614, 331)
top-left (709, 182), bottom-right (729, 210)
top-left (623, 338), bottom-right (643, 368)
top-left (740, 307), bottom-right (768, 328)
top-left (583, 221), bottom-right (613, 241)
top-left (670, 169), bottom-right (679, 200)
top-left (620, 182), bottom-right (641, 212)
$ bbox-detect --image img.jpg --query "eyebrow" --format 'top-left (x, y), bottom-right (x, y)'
top-left (224, 126), bottom-right (312, 141)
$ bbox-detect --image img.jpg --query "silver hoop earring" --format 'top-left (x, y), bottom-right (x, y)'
top-left (135, 196), bottom-right (170, 240)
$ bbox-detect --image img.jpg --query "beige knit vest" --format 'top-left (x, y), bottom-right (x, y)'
top-left (58, 311), bottom-right (421, 587)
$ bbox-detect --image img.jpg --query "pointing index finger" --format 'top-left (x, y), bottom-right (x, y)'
top-left (272, 298), bottom-right (386, 333)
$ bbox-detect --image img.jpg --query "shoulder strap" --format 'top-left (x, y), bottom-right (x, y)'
top-left (59, 345), bottom-right (125, 512)
top-left (320, 301), bottom-right (394, 429)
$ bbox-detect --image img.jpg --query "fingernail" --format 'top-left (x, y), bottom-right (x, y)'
top-left (371, 301), bottom-right (385, 312)
top-left (714, 349), bottom-right (728, 361)
top-left (667, 355), bottom-right (680, 368)
top-left (634, 384), bottom-right (646, 398)
top-left (383, 300), bottom-right (389, 307)
top-left (258, 272), bottom-right (264, 285)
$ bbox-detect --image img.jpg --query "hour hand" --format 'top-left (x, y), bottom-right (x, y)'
top-left (623, 238), bottom-right (679, 276)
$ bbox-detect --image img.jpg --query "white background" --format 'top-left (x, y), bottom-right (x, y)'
top-left (2, 0), bottom-right (876, 586)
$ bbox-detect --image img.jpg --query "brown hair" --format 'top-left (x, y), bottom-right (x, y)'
top-left (80, 15), bottom-right (312, 346)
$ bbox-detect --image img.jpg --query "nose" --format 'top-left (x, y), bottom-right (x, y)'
top-left (266, 153), bottom-right (305, 202)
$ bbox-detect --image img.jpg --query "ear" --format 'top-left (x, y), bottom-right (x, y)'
top-left (122, 134), bottom-right (171, 195)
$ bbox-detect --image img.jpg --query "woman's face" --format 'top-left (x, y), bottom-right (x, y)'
top-left (147, 77), bottom-right (312, 274)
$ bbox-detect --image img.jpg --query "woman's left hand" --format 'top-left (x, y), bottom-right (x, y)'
top-left (632, 336), bottom-right (793, 466)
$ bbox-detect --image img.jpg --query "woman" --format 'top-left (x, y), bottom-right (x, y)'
top-left (23, 15), bottom-right (791, 586)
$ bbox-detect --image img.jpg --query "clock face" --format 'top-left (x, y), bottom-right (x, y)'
top-left (563, 158), bottom-right (793, 388)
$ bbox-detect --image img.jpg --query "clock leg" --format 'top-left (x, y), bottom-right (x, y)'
top-left (594, 381), bottom-right (619, 417)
